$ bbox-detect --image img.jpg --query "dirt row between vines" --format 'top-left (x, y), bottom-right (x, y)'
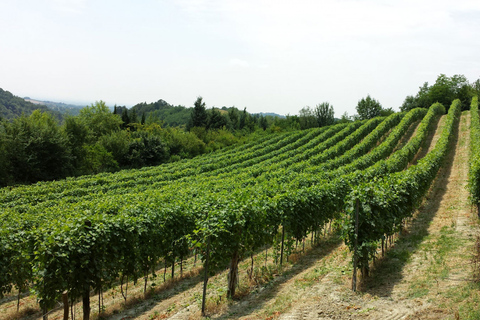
top-left (106, 112), bottom-right (478, 320)
top-left (161, 111), bottom-right (477, 320)
top-left (3, 112), bottom-right (479, 320)
top-left (99, 112), bottom-right (448, 320)
top-left (272, 112), bottom-right (479, 320)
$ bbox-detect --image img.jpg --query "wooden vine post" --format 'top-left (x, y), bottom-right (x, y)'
top-left (201, 235), bottom-right (210, 316)
top-left (352, 198), bottom-right (359, 292)
top-left (83, 289), bottom-right (90, 320)
top-left (62, 292), bottom-right (69, 320)
top-left (17, 288), bottom-right (21, 312)
top-left (381, 235), bottom-right (385, 257)
top-left (265, 246), bottom-right (268, 268)
top-left (280, 225), bottom-right (285, 266)
top-left (171, 246), bottom-right (175, 280)
top-left (227, 251), bottom-right (240, 298)
top-left (43, 306), bottom-right (48, 320)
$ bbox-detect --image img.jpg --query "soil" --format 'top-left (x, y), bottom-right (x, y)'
top-left (138, 112), bottom-right (477, 320)
top-left (269, 112), bottom-right (476, 320)
top-left (2, 112), bottom-right (478, 320)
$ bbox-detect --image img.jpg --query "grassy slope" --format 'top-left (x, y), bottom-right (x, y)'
top-left (1, 112), bottom-right (479, 320)
top-left (269, 111), bottom-right (480, 320)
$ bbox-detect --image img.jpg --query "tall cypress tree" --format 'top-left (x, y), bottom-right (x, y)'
top-left (130, 109), bottom-right (138, 123)
top-left (121, 108), bottom-right (130, 129)
top-left (190, 96), bottom-right (208, 128)
top-left (239, 108), bottom-right (247, 129)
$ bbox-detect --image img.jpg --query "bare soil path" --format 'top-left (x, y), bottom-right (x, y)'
top-left (266, 112), bottom-right (478, 320)
top-left (157, 112), bottom-right (476, 320)
top-left (4, 112), bottom-right (479, 320)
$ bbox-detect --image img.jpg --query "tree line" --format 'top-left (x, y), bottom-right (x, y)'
top-left (1, 73), bottom-right (477, 187)
top-left (401, 74), bottom-right (480, 112)
top-left (295, 74), bottom-right (480, 128)
top-left (0, 88), bottom-right (62, 120)
top-left (0, 98), bottom-right (286, 187)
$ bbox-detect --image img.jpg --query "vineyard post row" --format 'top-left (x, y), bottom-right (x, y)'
top-left (0, 120), bottom-right (362, 212)
top-left (0, 105), bottom-right (443, 319)
top-left (468, 96), bottom-right (480, 215)
top-left (194, 106), bottom-right (438, 301)
top-left (0, 125), bottom-right (344, 209)
top-left (258, 104), bottom-right (441, 274)
top-left (0, 109), bottom-right (415, 309)
top-left (343, 99), bottom-right (461, 289)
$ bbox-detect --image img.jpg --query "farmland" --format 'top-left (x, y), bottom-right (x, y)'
top-left (1, 99), bottom-right (479, 320)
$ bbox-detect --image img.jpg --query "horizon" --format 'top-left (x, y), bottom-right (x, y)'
top-left (1, 0), bottom-right (479, 117)
top-left (21, 94), bottom-right (290, 116)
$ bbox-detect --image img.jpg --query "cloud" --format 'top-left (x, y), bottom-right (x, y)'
top-left (50, 0), bottom-right (86, 13)
top-left (451, 9), bottom-right (480, 26)
top-left (171, 0), bottom-right (480, 52)
top-left (229, 58), bottom-right (249, 68)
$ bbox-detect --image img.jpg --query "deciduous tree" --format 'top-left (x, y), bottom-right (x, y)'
top-left (2, 110), bottom-right (71, 184)
top-left (79, 100), bottom-right (122, 140)
top-left (356, 95), bottom-right (382, 120)
top-left (298, 106), bottom-right (316, 129)
top-left (401, 74), bottom-right (475, 112)
top-left (314, 102), bottom-right (335, 127)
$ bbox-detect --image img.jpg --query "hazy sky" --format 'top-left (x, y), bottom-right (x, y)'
top-left (1, 0), bottom-right (480, 116)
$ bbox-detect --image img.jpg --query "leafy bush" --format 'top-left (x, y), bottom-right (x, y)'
top-left (343, 100), bottom-right (459, 272)
top-left (468, 96), bottom-right (480, 213)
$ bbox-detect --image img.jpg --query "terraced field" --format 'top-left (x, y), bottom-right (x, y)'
top-left (1, 99), bottom-right (479, 320)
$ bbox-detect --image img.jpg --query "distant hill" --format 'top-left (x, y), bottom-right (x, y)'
top-left (128, 99), bottom-right (286, 127)
top-left (24, 98), bottom-right (84, 116)
top-left (130, 99), bottom-right (192, 127)
top-left (1, 87), bottom-right (286, 126)
top-left (254, 112), bottom-right (286, 119)
top-left (0, 88), bottom-right (62, 120)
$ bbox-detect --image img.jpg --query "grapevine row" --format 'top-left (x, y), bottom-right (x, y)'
top-left (0, 121), bottom-right (359, 210)
top-left (0, 126), bottom-right (340, 208)
top-left (0, 106), bottom-right (442, 318)
top-left (343, 100), bottom-right (460, 275)
top-left (469, 96), bottom-right (480, 213)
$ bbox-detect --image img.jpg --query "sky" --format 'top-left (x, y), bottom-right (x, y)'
top-left (1, 0), bottom-right (480, 116)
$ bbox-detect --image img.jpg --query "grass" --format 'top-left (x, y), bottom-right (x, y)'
top-left (293, 263), bottom-right (330, 288)
top-left (264, 293), bottom-right (293, 318)
top-left (399, 225), bottom-right (467, 301)
top-left (407, 280), bottom-right (430, 298)
top-left (138, 112), bottom-right (480, 319)
top-left (5, 112), bottom-right (480, 320)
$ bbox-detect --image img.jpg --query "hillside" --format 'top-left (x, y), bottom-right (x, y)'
top-left (130, 99), bottom-right (192, 127)
top-left (24, 98), bottom-right (84, 116)
top-left (255, 112), bottom-right (286, 119)
top-left (129, 99), bottom-right (284, 127)
top-left (1, 101), bottom-right (479, 320)
top-left (0, 88), bottom-right (61, 120)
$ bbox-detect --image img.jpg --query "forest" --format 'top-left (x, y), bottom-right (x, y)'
top-left (0, 94), bottom-right (288, 187)
top-left (0, 73), bottom-right (478, 188)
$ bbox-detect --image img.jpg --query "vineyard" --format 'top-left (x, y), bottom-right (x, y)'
top-left (1, 98), bottom-right (479, 320)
